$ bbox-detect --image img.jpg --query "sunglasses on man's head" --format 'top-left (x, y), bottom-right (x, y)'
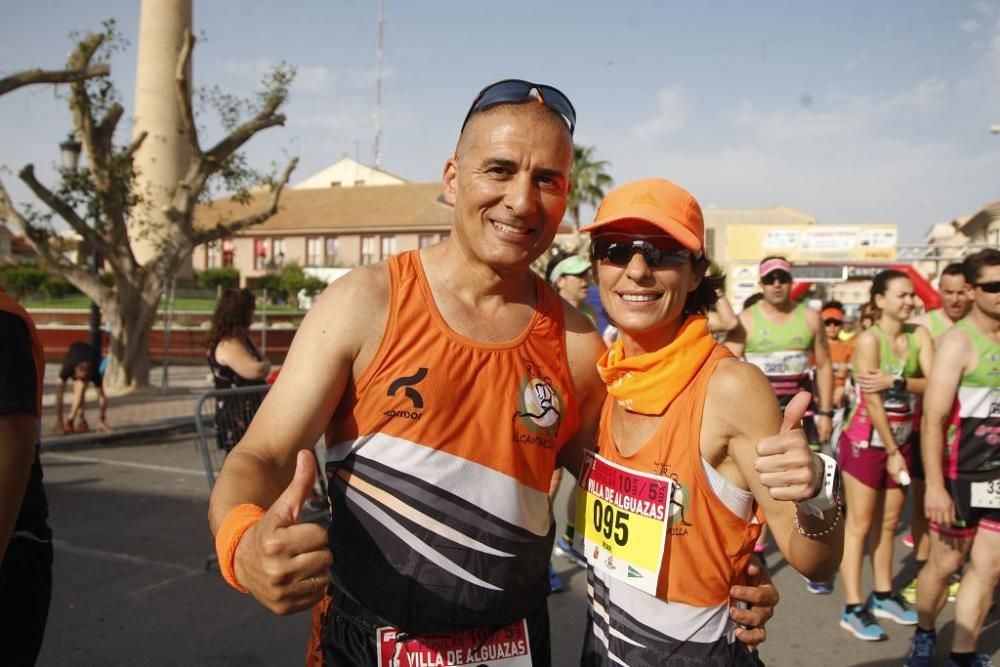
top-left (975, 281), bottom-right (1000, 293)
top-left (824, 319), bottom-right (843, 327)
top-left (461, 79), bottom-right (577, 135)
top-left (762, 270), bottom-right (793, 285)
top-left (591, 236), bottom-right (696, 268)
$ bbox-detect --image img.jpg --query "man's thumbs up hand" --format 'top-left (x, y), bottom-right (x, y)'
top-left (234, 450), bottom-right (332, 615)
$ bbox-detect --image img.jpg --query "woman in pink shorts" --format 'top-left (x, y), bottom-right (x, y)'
top-left (836, 270), bottom-right (934, 641)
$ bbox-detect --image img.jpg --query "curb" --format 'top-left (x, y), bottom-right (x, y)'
top-left (41, 416), bottom-right (198, 452)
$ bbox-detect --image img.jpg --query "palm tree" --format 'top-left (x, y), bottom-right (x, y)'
top-left (567, 144), bottom-right (613, 232)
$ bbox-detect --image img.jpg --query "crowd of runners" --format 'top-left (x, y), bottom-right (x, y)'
top-left (3, 77), bottom-right (997, 666)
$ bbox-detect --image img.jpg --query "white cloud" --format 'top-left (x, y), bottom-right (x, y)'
top-left (631, 87), bottom-right (691, 141)
top-left (216, 60), bottom-right (394, 98)
top-left (960, 19), bottom-right (981, 33)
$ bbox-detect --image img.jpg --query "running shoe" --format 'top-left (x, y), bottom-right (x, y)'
top-left (904, 630), bottom-right (936, 667)
top-left (840, 606), bottom-right (888, 641)
top-left (902, 533), bottom-right (915, 549)
top-left (870, 592), bottom-right (918, 625)
top-left (947, 654), bottom-right (995, 667)
top-left (947, 577), bottom-right (960, 602)
top-left (902, 574), bottom-right (960, 605)
top-left (805, 579), bottom-right (834, 595)
top-left (548, 562), bottom-right (564, 593)
top-left (554, 534), bottom-right (586, 567)
top-left (753, 541), bottom-right (767, 555)
top-left (902, 576), bottom-right (918, 605)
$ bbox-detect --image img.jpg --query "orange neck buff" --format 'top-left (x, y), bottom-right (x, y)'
top-left (597, 315), bottom-right (716, 415)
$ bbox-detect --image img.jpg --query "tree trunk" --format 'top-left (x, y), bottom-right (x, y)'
top-left (100, 271), bottom-right (162, 391)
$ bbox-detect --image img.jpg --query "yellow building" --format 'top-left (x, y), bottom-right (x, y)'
top-left (724, 223), bottom-right (898, 310)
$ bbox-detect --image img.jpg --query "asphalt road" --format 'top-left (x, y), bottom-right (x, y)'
top-left (36, 436), bottom-right (999, 666)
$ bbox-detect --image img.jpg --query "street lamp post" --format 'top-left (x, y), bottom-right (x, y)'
top-left (59, 133), bottom-right (102, 355)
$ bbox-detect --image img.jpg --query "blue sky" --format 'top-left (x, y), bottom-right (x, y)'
top-left (2, 1), bottom-right (999, 244)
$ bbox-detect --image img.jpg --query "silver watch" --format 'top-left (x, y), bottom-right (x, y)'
top-left (795, 453), bottom-right (841, 519)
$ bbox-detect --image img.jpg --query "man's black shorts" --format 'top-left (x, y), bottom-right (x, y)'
top-left (930, 477), bottom-right (1000, 540)
top-left (0, 537), bottom-right (53, 666)
top-left (316, 588), bottom-right (552, 666)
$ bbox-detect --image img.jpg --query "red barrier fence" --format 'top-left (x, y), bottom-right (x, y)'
top-left (34, 326), bottom-right (296, 363)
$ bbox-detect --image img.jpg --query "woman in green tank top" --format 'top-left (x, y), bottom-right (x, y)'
top-left (836, 270), bottom-right (935, 641)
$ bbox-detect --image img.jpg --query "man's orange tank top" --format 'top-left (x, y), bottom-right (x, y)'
top-left (323, 250), bottom-right (580, 633)
top-left (595, 345), bottom-right (763, 609)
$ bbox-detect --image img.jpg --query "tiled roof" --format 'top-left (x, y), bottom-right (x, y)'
top-left (194, 182), bottom-right (454, 235)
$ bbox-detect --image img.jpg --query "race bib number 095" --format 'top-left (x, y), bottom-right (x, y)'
top-left (574, 451), bottom-right (673, 596)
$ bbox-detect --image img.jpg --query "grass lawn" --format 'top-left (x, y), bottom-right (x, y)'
top-left (24, 296), bottom-right (302, 312)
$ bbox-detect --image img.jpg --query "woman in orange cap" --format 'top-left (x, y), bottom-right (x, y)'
top-left (574, 177), bottom-right (844, 665)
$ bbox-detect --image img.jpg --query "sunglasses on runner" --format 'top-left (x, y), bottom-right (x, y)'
top-left (974, 281), bottom-right (1000, 293)
top-left (762, 270), bottom-right (793, 285)
top-left (460, 79), bottom-right (577, 135)
top-left (824, 318), bottom-right (843, 327)
top-left (591, 236), bottom-right (696, 268)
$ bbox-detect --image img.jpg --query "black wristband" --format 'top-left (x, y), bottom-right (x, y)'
top-left (816, 410), bottom-right (833, 417)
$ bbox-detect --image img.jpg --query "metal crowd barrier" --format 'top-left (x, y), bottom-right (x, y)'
top-left (193, 384), bottom-right (330, 570)
top-left (193, 384), bottom-right (271, 492)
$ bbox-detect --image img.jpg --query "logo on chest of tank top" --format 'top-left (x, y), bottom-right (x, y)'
top-left (385, 367), bottom-right (428, 421)
top-left (666, 473), bottom-right (693, 536)
top-left (512, 362), bottom-right (564, 446)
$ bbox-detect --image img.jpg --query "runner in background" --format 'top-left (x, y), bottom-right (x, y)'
top-left (905, 249), bottom-right (1000, 667)
top-left (823, 301), bottom-right (855, 452)
top-left (728, 257), bottom-right (834, 452)
top-left (706, 288), bottom-right (740, 343)
top-left (910, 262), bottom-right (973, 338)
top-left (899, 262), bottom-right (973, 604)
top-left (727, 257), bottom-right (834, 569)
top-left (837, 270), bottom-right (933, 641)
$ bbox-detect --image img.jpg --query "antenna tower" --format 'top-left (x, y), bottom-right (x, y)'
top-left (373, 0), bottom-right (384, 167)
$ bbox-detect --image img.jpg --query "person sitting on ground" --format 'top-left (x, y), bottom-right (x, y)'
top-left (577, 177), bottom-right (843, 665)
top-left (54, 340), bottom-right (109, 434)
top-left (205, 287), bottom-right (270, 452)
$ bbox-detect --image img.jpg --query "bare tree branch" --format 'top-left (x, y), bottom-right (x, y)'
top-left (203, 101), bottom-right (287, 168)
top-left (0, 176), bottom-right (101, 295)
top-left (66, 33), bottom-right (107, 172)
top-left (122, 130), bottom-right (148, 160)
top-left (191, 157), bottom-right (298, 245)
top-left (0, 62), bottom-right (109, 97)
top-left (18, 165), bottom-right (101, 248)
top-left (175, 29), bottom-right (201, 158)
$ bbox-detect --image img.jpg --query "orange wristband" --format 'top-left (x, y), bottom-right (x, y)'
top-left (216, 503), bottom-right (265, 593)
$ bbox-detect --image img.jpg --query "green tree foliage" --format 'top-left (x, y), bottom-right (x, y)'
top-left (567, 144), bottom-right (613, 232)
top-left (0, 262), bottom-right (82, 299)
top-left (0, 264), bottom-right (48, 299)
top-left (196, 267), bottom-right (240, 290)
top-left (0, 20), bottom-right (297, 389)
